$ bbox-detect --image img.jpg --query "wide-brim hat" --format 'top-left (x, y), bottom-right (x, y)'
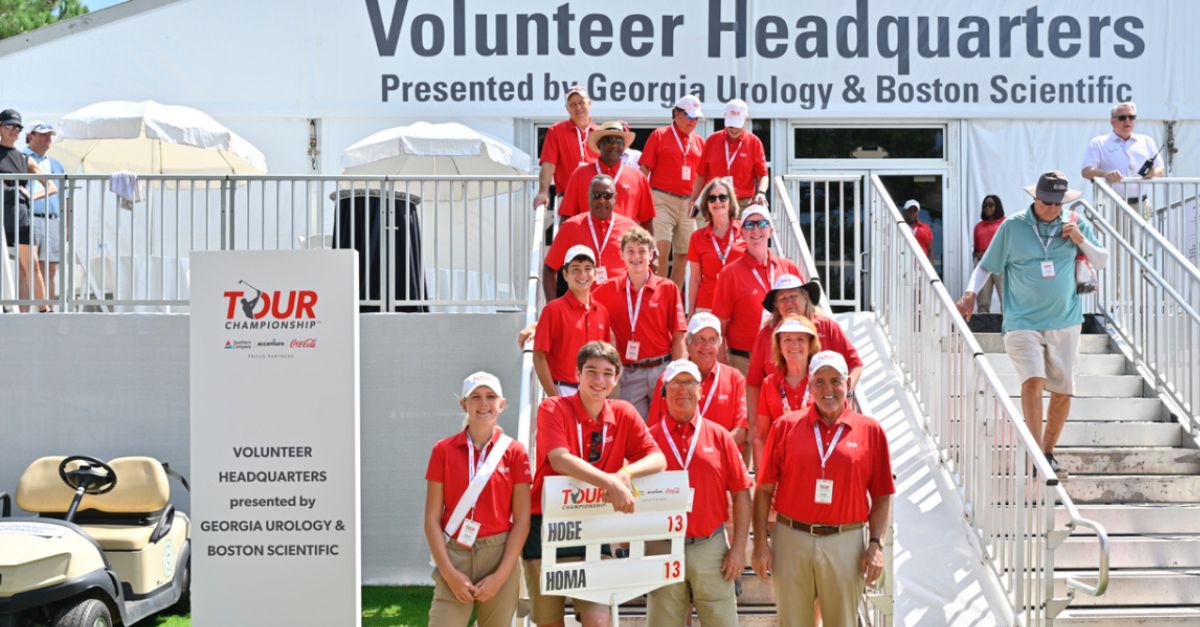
top-left (586, 120), bottom-right (636, 154)
top-left (1024, 170), bottom-right (1082, 204)
top-left (762, 274), bottom-right (822, 311)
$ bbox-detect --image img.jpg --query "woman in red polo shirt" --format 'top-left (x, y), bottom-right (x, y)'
top-left (972, 194), bottom-right (1005, 313)
top-left (425, 372), bottom-right (531, 627)
top-left (754, 315), bottom-right (821, 468)
top-left (687, 177), bottom-right (745, 315)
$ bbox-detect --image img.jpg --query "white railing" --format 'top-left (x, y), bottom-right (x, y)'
top-left (1091, 177), bottom-right (1200, 265)
top-left (517, 203), bottom-right (547, 471)
top-left (0, 173), bottom-right (537, 312)
top-left (1076, 192), bottom-right (1200, 425)
top-left (868, 174), bottom-right (1109, 626)
top-left (776, 174), bottom-right (863, 310)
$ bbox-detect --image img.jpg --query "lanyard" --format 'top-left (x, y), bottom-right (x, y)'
top-left (626, 276), bottom-right (648, 334)
top-left (700, 364), bottom-right (720, 416)
top-left (813, 423), bottom-right (846, 475)
top-left (576, 421), bottom-right (609, 464)
top-left (751, 254), bottom-right (774, 291)
top-left (1030, 219), bottom-right (1060, 259)
top-left (465, 430), bottom-right (493, 483)
top-left (670, 125), bottom-right (691, 157)
top-left (575, 125), bottom-right (589, 161)
top-left (724, 135), bottom-right (743, 172)
top-left (595, 161), bottom-right (623, 203)
top-left (587, 213), bottom-right (617, 261)
top-left (709, 227), bottom-right (735, 264)
top-left (664, 415), bottom-right (703, 470)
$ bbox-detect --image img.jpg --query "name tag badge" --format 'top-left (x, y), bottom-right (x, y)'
top-left (1041, 260), bottom-right (1056, 279)
top-left (681, 165), bottom-right (692, 181)
top-left (814, 479), bottom-right (834, 504)
top-left (595, 266), bottom-right (608, 285)
top-left (687, 487), bottom-right (695, 513)
top-left (625, 340), bottom-right (641, 362)
top-left (456, 519), bottom-right (481, 547)
top-left (578, 161), bottom-right (589, 168)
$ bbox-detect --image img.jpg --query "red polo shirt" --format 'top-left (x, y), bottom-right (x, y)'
top-left (593, 272), bottom-right (686, 363)
top-left (558, 160), bottom-right (656, 224)
top-left (757, 371), bottom-right (809, 434)
top-left (759, 403), bottom-right (895, 525)
top-left (532, 394), bottom-right (660, 515)
top-left (544, 212), bottom-right (636, 284)
top-left (426, 427), bottom-right (532, 539)
top-left (640, 124), bottom-right (704, 196)
top-left (911, 221), bottom-right (933, 257)
top-left (687, 223), bottom-right (745, 310)
top-left (647, 363), bottom-right (748, 432)
top-left (534, 291), bottom-right (612, 385)
top-left (747, 315), bottom-right (864, 387)
top-left (711, 253), bottom-right (801, 352)
top-left (973, 219), bottom-right (1002, 257)
top-left (541, 119), bottom-right (598, 192)
top-left (650, 414), bottom-right (751, 538)
top-left (696, 130), bottom-right (768, 199)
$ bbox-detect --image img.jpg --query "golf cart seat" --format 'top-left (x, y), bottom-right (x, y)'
top-left (16, 455), bottom-right (185, 551)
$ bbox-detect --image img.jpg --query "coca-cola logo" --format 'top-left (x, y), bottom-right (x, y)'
top-left (290, 338), bottom-right (318, 349)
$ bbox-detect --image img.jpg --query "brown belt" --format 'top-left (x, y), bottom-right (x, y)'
top-left (777, 514), bottom-right (864, 536)
top-left (625, 354), bottom-right (670, 370)
top-left (652, 188), bottom-right (690, 199)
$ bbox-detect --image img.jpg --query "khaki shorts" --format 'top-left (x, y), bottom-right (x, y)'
top-left (651, 188), bottom-right (695, 254)
top-left (646, 530), bottom-right (738, 627)
top-left (1003, 326), bottom-right (1082, 395)
top-left (523, 557), bottom-right (608, 624)
top-left (429, 532), bottom-right (519, 627)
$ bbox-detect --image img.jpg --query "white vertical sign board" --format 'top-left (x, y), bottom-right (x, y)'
top-left (189, 250), bottom-right (360, 626)
top-left (540, 471), bottom-right (689, 606)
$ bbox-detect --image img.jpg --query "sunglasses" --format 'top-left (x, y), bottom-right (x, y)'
top-left (598, 136), bottom-right (624, 145)
top-left (588, 429), bottom-right (603, 463)
top-left (742, 219), bottom-right (771, 230)
top-left (707, 194), bottom-right (730, 203)
top-left (1, 123), bottom-right (22, 131)
top-left (590, 191), bottom-right (615, 200)
top-left (1114, 114), bottom-right (1137, 121)
top-left (983, 202), bottom-right (996, 207)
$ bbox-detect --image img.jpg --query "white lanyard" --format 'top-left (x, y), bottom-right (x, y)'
top-left (465, 430), bottom-right (494, 483)
top-left (813, 423), bottom-right (846, 474)
top-left (751, 254), bottom-right (774, 291)
top-left (709, 227), bottom-right (734, 264)
top-left (576, 421), bottom-right (609, 464)
top-left (625, 276), bottom-right (648, 334)
top-left (595, 161), bottom-right (623, 202)
top-left (575, 125), bottom-right (589, 161)
top-left (1030, 219), bottom-right (1060, 259)
top-left (700, 364), bottom-right (720, 416)
top-left (587, 213), bottom-right (617, 261)
top-left (670, 125), bottom-right (691, 157)
top-left (664, 415), bottom-right (703, 470)
top-left (724, 136), bottom-right (742, 171)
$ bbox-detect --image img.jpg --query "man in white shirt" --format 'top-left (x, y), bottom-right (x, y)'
top-left (1081, 101), bottom-right (1165, 220)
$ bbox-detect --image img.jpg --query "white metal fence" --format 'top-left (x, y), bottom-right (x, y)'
top-left (0, 173), bottom-right (537, 312)
top-left (775, 174), bottom-right (864, 310)
top-left (1091, 177), bottom-right (1200, 265)
top-left (867, 174), bottom-right (1109, 626)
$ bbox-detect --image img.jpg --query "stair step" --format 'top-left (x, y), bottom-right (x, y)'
top-left (986, 353), bottom-right (1129, 376)
top-left (1064, 475), bottom-right (1200, 504)
top-left (1057, 606), bottom-right (1200, 626)
top-left (1057, 422), bottom-right (1180, 447)
top-left (1055, 569), bottom-right (1200, 606)
top-left (1054, 448), bottom-right (1200, 475)
top-left (976, 333), bottom-right (1112, 354)
top-left (1057, 535), bottom-right (1200, 569)
top-left (1058, 504), bottom-right (1200, 535)
top-left (997, 374), bottom-right (1144, 398)
top-left (1009, 397), bottom-right (1166, 422)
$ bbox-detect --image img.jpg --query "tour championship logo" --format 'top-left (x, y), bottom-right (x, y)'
top-left (223, 280), bottom-right (321, 331)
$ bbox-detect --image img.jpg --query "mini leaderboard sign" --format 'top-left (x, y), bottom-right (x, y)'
top-left (189, 250), bottom-right (360, 626)
top-left (540, 471), bottom-right (689, 617)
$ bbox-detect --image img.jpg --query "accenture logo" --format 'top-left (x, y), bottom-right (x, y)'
top-left (223, 280), bottom-right (320, 331)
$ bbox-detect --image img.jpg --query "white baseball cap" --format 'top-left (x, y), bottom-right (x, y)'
top-left (563, 244), bottom-right (596, 267)
top-left (741, 205), bottom-right (773, 227)
top-left (808, 351), bottom-right (849, 377)
top-left (723, 99), bottom-right (749, 129)
top-left (903, 199), bottom-right (920, 212)
top-left (687, 312), bottom-right (722, 336)
top-left (462, 371), bottom-right (503, 398)
top-left (674, 95), bottom-right (705, 120)
top-left (663, 359), bottom-right (701, 384)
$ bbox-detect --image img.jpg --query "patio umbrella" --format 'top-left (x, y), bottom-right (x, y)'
top-left (341, 121), bottom-right (530, 177)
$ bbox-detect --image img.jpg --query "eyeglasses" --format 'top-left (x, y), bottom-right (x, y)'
top-left (1114, 114), bottom-right (1137, 121)
top-left (707, 194), bottom-right (730, 203)
top-left (666, 379), bottom-right (700, 388)
top-left (588, 429), bottom-right (603, 463)
top-left (590, 191), bottom-right (615, 200)
top-left (742, 219), bottom-right (770, 230)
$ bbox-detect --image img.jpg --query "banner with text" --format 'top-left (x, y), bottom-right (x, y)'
top-left (189, 250), bottom-right (361, 626)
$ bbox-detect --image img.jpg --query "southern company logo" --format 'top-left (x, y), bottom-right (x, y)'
top-left (224, 340), bottom-right (252, 350)
top-left (223, 280), bottom-right (320, 331)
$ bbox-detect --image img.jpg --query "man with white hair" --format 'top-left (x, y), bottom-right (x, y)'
top-left (1081, 101), bottom-right (1165, 220)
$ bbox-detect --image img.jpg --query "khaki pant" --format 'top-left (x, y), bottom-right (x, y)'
top-left (646, 531), bottom-right (739, 627)
top-left (772, 522), bottom-right (865, 627)
top-left (428, 532), bottom-right (519, 627)
top-left (618, 360), bottom-right (668, 420)
top-left (523, 557), bottom-right (607, 624)
top-left (727, 352), bottom-right (751, 377)
top-left (651, 189), bottom-right (696, 254)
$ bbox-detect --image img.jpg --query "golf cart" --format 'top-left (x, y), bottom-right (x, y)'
top-left (0, 456), bottom-right (191, 626)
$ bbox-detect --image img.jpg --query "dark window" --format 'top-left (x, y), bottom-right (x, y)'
top-left (792, 128), bottom-right (944, 160)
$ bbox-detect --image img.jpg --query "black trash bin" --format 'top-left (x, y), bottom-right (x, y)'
top-left (331, 189), bottom-right (426, 313)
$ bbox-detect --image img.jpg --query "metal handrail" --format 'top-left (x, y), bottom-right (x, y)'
top-left (1090, 177), bottom-right (1200, 263)
top-left (517, 203), bottom-right (547, 470)
top-left (772, 176), bottom-right (830, 306)
top-left (777, 174), bottom-right (864, 310)
top-left (867, 174), bottom-right (1109, 623)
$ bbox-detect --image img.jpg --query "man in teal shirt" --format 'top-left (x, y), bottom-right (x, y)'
top-left (957, 171), bottom-right (1108, 478)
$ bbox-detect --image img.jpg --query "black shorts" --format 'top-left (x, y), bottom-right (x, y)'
top-left (3, 193), bottom-right (33, 246)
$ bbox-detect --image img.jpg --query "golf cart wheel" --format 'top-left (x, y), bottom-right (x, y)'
top-left (51, 598), bottom-right (111, 627)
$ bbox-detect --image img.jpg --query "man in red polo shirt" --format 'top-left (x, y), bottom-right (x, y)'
top-left (903, 199), bottom-right (934, 258)
top-left (647, 313), bottom-right (748, 445)
top-left (524, 341), bottom-right (666, 627)
top-left (711, 205), bottom-right (801, 375)
top-left (594, 226), bottom-right (687, 419)
top-left (543, 175), bottom-right (636, 300)
top-left (691, 99), bottom-right (769, 213)
top-left (646, 360), bottom-right (751, 627)
top-left (641, 95), bottom-right (706, 288)
top-left (753, 351), bottom-right (894, 627)
top-left (535, 85), bottom-right (597, 212)
top-left (534, 245), bottom-right (613, 397)
top-left (558, 121), bottom-right (655, 231)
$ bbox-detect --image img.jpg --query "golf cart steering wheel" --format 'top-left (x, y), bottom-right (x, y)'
top-left (58, 455), bottom-right (117, 495)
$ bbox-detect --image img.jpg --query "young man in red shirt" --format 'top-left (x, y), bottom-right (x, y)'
top-left (535, 85), bottom-right (597, 212)
top-left (646, 360), bottom-right (751, 627)
top-left (640, 95), bottom-right (706, 288)
top-left (691, 99), bottom-right (769, 213)
top-left (753, 351), bottom-right (894, 627)
top-left (543, 174), bottom-right (636, 300)
top-left (524, 341), bottom-right (667, 627)
top-left (903, 199), bottom-right (934, 258)
top-left (534, 245), bottom-right (613, 397)
top-left (558, 121), bottom-right (655, 232)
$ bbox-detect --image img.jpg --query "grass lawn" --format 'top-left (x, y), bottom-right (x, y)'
top-left (151, 586), bottom-right (435, 626)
